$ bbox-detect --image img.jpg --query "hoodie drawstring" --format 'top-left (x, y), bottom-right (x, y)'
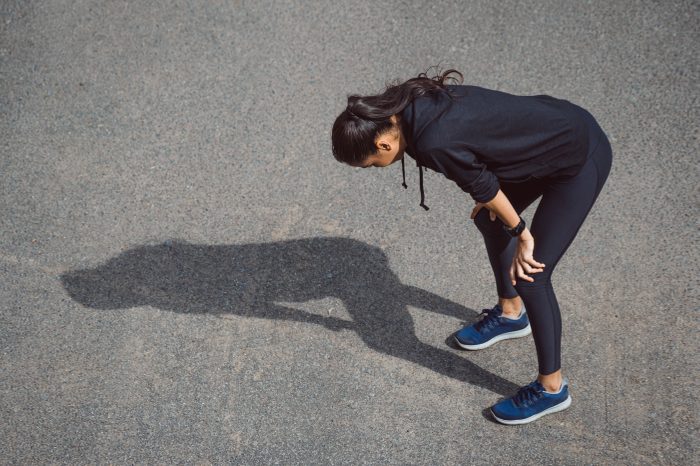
top-left (400, 158), bottom-right (429, 211)
top-left (401, 157), bottom-right (407, 189)
top-left (418, 163), bottom-right (429, 210)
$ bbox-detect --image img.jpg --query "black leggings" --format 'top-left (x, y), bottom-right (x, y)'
top-left (473, 113), bottom-right (612, 375)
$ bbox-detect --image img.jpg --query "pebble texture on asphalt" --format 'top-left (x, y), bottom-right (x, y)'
top-left (1, 0), bottom-right (697, 463)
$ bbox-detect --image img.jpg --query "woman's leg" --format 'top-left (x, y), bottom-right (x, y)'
top-left (513, 135), bottom-right (613, 387)
top-left (473, 180), bottom-right (544, 313)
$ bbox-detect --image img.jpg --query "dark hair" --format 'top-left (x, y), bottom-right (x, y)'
top-left (331, 66), bottom-right (464, 166)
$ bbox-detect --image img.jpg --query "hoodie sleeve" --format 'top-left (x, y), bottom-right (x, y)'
top-left (422, 144), bottom-right (501, 203)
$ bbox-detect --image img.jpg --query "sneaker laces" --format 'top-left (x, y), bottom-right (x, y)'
top-left (474, 306), bottom-right (502, 332)
top-left (513, 380), bottom-right (546, 407)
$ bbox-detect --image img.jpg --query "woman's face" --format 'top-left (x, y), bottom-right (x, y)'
top-left (355, 115), bottom-right (406, 168)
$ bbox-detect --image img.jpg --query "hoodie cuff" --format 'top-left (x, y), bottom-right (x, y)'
top-left (466, 168), bottom-right (500, 203)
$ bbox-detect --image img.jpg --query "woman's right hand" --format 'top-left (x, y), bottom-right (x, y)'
top-left (470, 202), bottom-right (497, 221)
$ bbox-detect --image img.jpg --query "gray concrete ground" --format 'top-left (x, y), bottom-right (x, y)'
top-left (1, 0), bottom-right (698, 464)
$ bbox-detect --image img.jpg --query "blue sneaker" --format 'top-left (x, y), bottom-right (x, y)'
top-left (454, 304), bottom-right (531, 350)
top-left (490, 378), bottom-right (572, 425)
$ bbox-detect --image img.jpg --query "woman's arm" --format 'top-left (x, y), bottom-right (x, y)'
top-left (471, 189), bottom-right (545, 284)
top-left (483, 189), bottom-right (524, 232)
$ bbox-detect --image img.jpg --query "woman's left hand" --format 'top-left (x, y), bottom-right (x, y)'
top-left (509, 228), bottom-right (546, 285)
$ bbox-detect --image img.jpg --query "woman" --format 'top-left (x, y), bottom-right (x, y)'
top-left (330, 68), bottom-right (612, 425)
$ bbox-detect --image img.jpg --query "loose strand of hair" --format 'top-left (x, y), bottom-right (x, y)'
top-left (347, 65), bottom-right (464, 120)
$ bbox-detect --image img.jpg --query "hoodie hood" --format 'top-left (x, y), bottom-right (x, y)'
top-left (398, 90), bottom-right (455, 211)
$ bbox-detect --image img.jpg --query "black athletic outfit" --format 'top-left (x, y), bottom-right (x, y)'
top-left (399, 84), bottom-right (612, 375)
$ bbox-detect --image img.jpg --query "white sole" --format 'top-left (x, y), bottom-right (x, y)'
top-left (491, 395), bottom-right (572, 425)
top-left (455, 323), bottom-right (532, 350)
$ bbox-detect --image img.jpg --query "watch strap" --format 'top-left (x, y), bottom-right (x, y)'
top-left (503, 216), bottom-right (526, 237)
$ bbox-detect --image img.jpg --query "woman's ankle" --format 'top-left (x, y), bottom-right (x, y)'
top-left (498, 296), bottom-right (522, 318)
top-left (537, 371), bottom-right (563, 393)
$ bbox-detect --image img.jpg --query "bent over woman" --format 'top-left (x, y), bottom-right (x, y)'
top-left (332, 70), bottom-right (612, 424)
top-left (330, 68), bottom-right (612, 425)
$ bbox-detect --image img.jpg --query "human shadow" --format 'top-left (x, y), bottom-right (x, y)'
top-left (60, 237), bottom-right (518, 395)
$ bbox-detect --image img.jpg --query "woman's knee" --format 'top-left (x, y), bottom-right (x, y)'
top-left (513, 271), bottom-right (552, 293)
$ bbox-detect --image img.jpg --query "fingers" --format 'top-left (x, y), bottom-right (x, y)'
top-left (521, 260), bottom-right (544, 274)
top-left (515, 261), bottom-right (534, 283)
top-left (470, 203), bottom-right (483, 219)
top-left (517, 263), bottom-right (534, 282)
top-left (510, 237), bottom-right (547, 286)
top-left (525, 255), bottom-right (546, 268)
top-left (469, 203), bottom-right (497, 222)
top-left (513, 257), bottom-right (546, 284)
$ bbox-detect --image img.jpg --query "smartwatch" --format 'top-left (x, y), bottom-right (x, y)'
top-left (503, 216), bottom-right (526, 237)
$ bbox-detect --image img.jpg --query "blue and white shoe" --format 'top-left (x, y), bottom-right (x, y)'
top-left (454, 303), bottom-right (531, 350)
top-left (490, 378), bottom-right (572, 425)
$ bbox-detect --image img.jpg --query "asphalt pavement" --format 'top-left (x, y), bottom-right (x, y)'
top-left (1, 0), bottom-right (698, 464)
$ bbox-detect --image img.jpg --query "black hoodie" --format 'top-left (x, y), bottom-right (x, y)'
top-left (399, 84), bottom-right (603, 209)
